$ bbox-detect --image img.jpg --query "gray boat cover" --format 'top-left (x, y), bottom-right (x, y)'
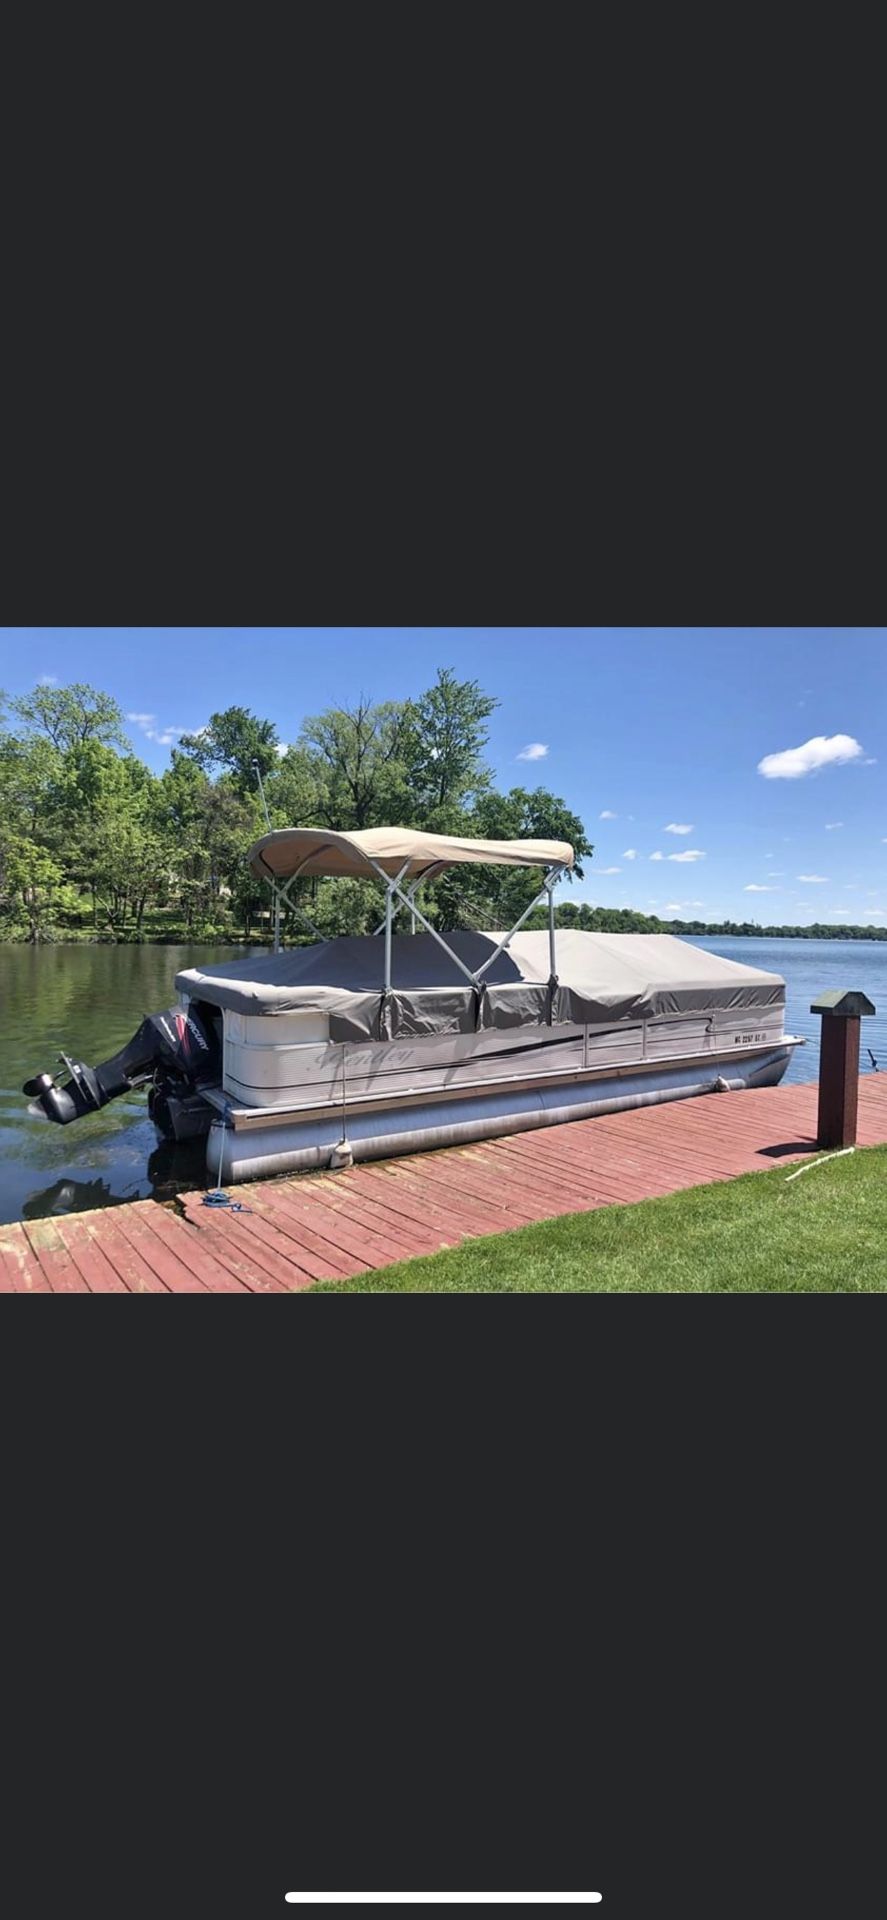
top-left (177, 931), bottom-right (784, 1042)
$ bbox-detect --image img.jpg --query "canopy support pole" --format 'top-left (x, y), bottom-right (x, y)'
top-left (367, 859), bottom-right (568, 995)
top-left (371, 879), bottom-right (422, 940)
top-left (381, 861), bottom-right (413, 993)
top-left (368, 860), bottom-right (479, 987)
top-left (545, 869), bottom-right (560, 1024)
top-left (472, 866), bottom-right (567, 982)
top-left (271, 873), bottom-right (324, 949)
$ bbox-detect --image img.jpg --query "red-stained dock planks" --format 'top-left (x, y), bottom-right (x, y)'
top-left (4, 1074), bottom-right (887, 1292)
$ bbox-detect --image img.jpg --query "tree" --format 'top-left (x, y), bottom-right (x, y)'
top-left (0, 732), bottom-right (65, 839)
top-left (0, 835), bottom-right (78, 941)
top-left (405, 667), bottom-right (498, 823)
top-left (264, 744), bottom-right (324, 830)
top-left (299, 696), bottom-right (415, 831)
top-left (179, 707), bottom-right (280, 794)
top-left (87, 818), bottom-right (172, 937)
top-left (11, 682), bottom-right (127, 752)
top-left (163, 775), bottom-right (262, 936)
top-left (431, 786), bottom-right (594, 931)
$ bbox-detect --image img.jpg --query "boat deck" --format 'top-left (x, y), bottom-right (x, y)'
top-left (4, 1074), bottom-right (887, 1292)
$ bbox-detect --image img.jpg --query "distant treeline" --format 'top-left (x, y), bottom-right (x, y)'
top-left (531, 903), bottom-right (887, 942)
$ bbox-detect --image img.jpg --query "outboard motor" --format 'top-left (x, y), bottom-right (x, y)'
top-left (23, 1005), bottom-right (220, 1141)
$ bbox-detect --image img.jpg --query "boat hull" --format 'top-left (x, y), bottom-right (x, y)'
top-left (204, 1042), bottom-right (798, 1185)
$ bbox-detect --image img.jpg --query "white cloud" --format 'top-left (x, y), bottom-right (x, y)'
top-left (767, 872), bottom-right (784, 878)
top-left (127, 712), bottom-right (193, 749)
top-left (862, 908), bottom-right (887, 918)
top-left (664, 823), bottom-right (693, 835)
top-left (665, 902), bottom-right (684, 912)
top-left (824, 822), bottom-right (843, 830)
top-left (796, 874), bottom-right (828, 883)
top-left (597, 866), bottom-right (621, 875)
top-left (863, 757), bottom-right (878, 765)
top-left (517, 742), bottom-right (549, 761)
top-left (145, 725), bottom-right (190, 747)
top-left (38, 673), bottom-right (58, 686)
top-left (667, 849), bottom-right (705, 863)
top-left (599, 809), bottom-right (617, 819)
top-left (622, 849), bottom-right (637, 860)
top-left (757, 733), bottom-right (864, 779)
top-left (275, 742), bottom-right (289, 758)
top-left (649, 851), bottom-right (664, 862)
top-left (745, 884), bottom-right (779, 893)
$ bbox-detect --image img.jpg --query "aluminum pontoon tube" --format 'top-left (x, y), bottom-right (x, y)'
top-left (207, 1045), bottom-right (794, 1184)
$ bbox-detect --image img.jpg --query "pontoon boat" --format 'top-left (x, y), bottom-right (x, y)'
top-left (23, 828), bottom-right (803, 1184)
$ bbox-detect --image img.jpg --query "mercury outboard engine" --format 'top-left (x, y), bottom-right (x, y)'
top-left (23, 1004), bottom-right (221, 1142)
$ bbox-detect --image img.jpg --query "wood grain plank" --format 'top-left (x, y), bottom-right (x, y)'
top-left (179, 1201), bottom-right (318, 1290)
top-left (0, 1229), bottom-right (51, 1293)
top-left (85, 1212), bottom-right (170, 1294)
top-left (145, 1204), bottom-right (254, 1294)
top-left (55, 1214), bottom-right (130, 1293)
top-left (110, 1204), bottom-right (212, 1293)
top-left (22, 1218), bottom-right (90, 1292)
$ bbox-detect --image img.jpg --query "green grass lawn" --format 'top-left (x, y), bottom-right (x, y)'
top-left (308, 1145), bottom-right (887, 1293)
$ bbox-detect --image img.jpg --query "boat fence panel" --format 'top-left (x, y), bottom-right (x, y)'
top-left (221, 1024), bottom-right (589, 1111)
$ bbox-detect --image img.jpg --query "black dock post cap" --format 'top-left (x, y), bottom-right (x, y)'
top-left (809, 989), bottom-right (876, 1018)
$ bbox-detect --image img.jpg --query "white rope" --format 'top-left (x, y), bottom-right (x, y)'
top-left (785, 1146), bottom-right (855, 1183)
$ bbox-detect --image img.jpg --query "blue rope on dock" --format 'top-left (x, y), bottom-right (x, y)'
top-left (201, 1189), bottom-right (251, 1212)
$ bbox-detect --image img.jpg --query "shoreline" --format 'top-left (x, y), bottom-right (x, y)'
top-left (2, 929), bottom-right (887, 949)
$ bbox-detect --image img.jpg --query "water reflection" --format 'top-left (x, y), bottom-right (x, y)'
top-left (21, 1176), bottom-right (131, 1219)
top-left (146, 1138), bottom-right (208, 1203)
top-left (19, 1139), bottom-right (210, 1224)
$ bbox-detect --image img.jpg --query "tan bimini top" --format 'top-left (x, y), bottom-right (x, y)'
top-left (247, 826), bottom-right (575, 884)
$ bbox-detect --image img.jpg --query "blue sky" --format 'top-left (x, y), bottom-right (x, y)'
top-left (2, 627), bottom-right (885, 926)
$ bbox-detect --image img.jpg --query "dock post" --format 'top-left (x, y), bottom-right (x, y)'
top-left (810, 990), bottom-right (876, 1149)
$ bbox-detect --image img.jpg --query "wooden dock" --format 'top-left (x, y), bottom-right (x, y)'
top-left (4, 1074), bottom-right (887, 1292)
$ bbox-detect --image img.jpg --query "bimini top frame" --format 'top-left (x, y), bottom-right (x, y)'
top-left (246, 825), bottom-right (574, 999)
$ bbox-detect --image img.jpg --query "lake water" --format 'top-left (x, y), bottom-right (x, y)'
top-left (685, 937), bottom-right (887, 1077)
top-left (0, 943), bottom-right (253, 1227)
top-left (1, 936), bottom-right (886, 1226)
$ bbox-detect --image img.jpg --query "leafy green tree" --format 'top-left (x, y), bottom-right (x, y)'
top-left (11, 681), bottom-right (127, 752)
top-left (431, 786), bottom-right (594, 931)
top-left (405, 668), bottom-right (498, 823)
top-left (0, 732), bottom-right (65, 839)
top-left (264, 744), bottom-right (324, 829)
top-left (179, 707), bottom-right (280, 793)
top-left (162, 774), bottom-right (262, 935)
top-left (0, 836), bottom-right (78, 941)
top-left (87, 818), bottom-right (172, 936)
top-left (299, 697), bottom-right (415, 831)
